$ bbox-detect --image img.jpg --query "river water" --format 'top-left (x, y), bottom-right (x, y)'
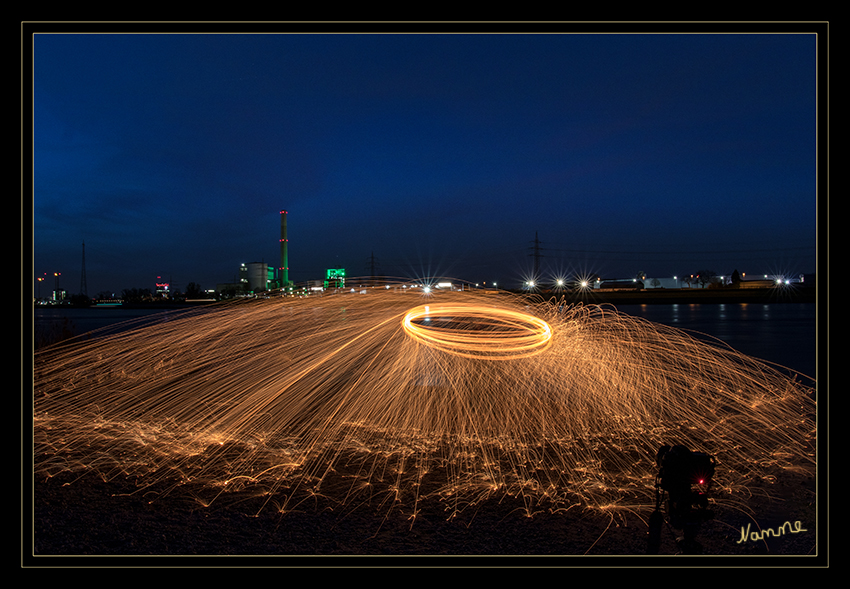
top-left (32, 301), bottom-right (819, 380)
top-left (615, 302), bottom-right (818, 380)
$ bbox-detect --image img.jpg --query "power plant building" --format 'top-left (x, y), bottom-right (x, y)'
top-left (215, 208), bottom-right (291, 297)
top-left (246, 262), bottom-right (273, 292)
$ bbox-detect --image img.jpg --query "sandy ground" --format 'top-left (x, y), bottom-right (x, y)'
top-left (26, 463), bottom-right (822, 567)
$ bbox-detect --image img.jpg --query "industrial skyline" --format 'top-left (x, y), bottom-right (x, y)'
top-left (35, 218), bottom-right (816, 301)
top-left (30, 26), bottom-right (822, 297)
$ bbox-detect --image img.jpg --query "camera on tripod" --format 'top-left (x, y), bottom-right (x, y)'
top-left (648, 444), bottom-right (716, 554)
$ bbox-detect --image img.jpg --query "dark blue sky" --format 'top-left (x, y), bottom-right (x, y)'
top-left (31, 30), bottom-right (819, 296)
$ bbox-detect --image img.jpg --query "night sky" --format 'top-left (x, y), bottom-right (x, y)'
top-left (30, 28), bottom-right (820, 297)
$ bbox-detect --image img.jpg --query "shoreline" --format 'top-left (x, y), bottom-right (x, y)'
top-left (34, 286), bottom-right (817, 311)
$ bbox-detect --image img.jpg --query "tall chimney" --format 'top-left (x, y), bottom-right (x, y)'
top-left (279, 210), bottom-right (289, 286)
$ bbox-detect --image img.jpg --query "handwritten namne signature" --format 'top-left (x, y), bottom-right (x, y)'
top-left (737, 520), bottom-right (808, 544)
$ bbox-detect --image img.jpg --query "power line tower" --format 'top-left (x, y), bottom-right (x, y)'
top-left (529, 231), bottom-right (545, 280)
top-left (80, 241), bottom-right (88, 297)
top-left (366, 251), bottom-right (381, 286)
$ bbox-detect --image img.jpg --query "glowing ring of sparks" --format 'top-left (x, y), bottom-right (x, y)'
top-left (401, 304), bottom-right (552, 360)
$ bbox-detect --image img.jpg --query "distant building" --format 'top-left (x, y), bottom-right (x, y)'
top-left (738, 273), bottom-right (809, 288)
top-left (325, 267), bottom-right (346, 289)
top-left (595, 278), bottom-right (644, 290)
top-left (245, 262), bottom-right (272, 293)
top-left (739, 279), bottom-right (778, 289)
top-left (643, 277), bottom-right (682, 289)
top-left (216, 262), bottom-right (279, 298)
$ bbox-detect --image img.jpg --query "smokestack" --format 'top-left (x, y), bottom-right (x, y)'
top-left (279, 210), bottom-right (289, 286)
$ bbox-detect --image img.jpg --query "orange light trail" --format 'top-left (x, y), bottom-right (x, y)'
top-left (401, 304), bottom-right (552, 359)
top-left (32, 285), bottom-right (815, 521)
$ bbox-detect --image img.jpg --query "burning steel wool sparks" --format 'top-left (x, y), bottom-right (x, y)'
top-left (32, 285), bottom-right (815, 522)
top-left (401, 304), bottom-right (552, 360)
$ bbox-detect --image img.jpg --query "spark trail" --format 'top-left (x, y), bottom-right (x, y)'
top-left (32, 285), bottom-right (815, 520)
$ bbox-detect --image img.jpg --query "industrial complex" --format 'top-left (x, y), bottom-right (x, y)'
top-left (36, 208), bottom-right (815, 306)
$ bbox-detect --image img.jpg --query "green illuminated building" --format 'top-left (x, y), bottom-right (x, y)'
top-left (324, 267), bottom-right (346, 289)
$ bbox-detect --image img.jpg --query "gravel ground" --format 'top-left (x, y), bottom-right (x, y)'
top-left (26, 464), bottom-right (821, 567)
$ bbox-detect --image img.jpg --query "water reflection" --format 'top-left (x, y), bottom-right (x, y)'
top-left (616, 302), bottom-right (816, 379)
